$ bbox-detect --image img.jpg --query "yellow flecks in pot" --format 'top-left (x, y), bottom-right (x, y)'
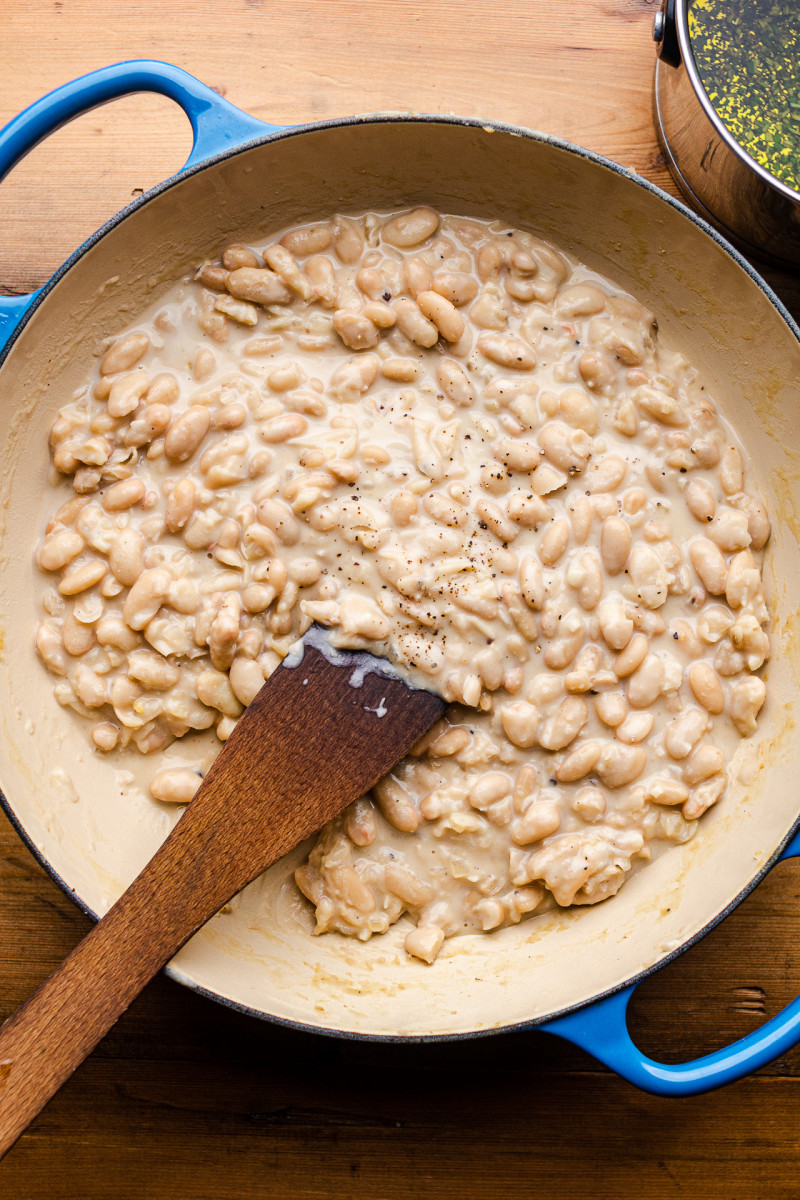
top-left (688, 0), bottom-right (800, 193)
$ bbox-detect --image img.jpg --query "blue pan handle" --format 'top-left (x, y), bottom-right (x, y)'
top-left (0, 59), bottom-right (280, 350)
top-left (542, 828), bottom-right (800, 1095)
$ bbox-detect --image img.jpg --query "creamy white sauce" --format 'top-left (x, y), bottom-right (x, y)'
top-left (32, 209), bottom-right (771, 963)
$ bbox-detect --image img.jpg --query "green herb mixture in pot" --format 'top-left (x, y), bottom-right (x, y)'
top-left (688, 0), bottom-right (800, 193)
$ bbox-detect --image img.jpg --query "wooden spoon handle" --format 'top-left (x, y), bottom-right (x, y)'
top-left (0, 636), bottom-right (445, 1158)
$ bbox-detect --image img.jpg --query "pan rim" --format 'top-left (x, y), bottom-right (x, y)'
top-left (2, 109), bottom-right (798, 1042)
top-left (2, 109), bottom-right (798, 364)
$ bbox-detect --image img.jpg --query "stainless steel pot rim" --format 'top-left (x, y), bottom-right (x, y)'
top-left (2, 108), bottom-right (798, 1041)
top-left (668, 0), bottom-right (800, 206)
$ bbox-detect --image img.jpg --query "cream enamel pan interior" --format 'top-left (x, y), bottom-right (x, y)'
top-left (1, 117), bottom-right (799, 1039)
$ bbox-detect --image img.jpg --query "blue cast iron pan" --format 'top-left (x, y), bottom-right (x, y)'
top-left (1, 61), bottom-right (799, 1097)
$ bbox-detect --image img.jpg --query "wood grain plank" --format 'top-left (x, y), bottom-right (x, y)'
top-left (0, 0), bottom-right (670, 294)
top-left (4, 807), bottom-right (800, 1197)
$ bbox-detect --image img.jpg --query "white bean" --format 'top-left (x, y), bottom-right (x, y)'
top-left (281, 224), bottom-right (331, 256)
top-left (683, 743), bottom-right (725, 785)
top-left (708, 509), bottom-right (751, 553)
top-left (469, 772), bottom-right (511, 810)
top-left (512, 802), bottom-right (561, 845)
top-left (381, 357), bottom-right (418, 383)
top-left (626, 654), bottom-right (664, 708)
top-left (263, 245), bottom-right (311, 299)
top-left (476, 499), bottom-right (518, 543)
top-left (663, 708), bottom-right (708, 760)
top-left (372, 776), bottom-right (419, 832)
top-left (600, 517), bottom-right (631, 574)
top-left (501, 701), bottom-right (539, 748)
top-left (123, 569), bottom-right (170, 630)
top-left (257, 498), bottom-right (301, 545)
top-left (685, 479), bottom-right (715, 524)
top-left (329, 354), bottom-right (379, 402)
top-left (610, 632), bottom-right (646, 678)
top-left (584, 455), bottom-right (627, 493)
top-left (641, 777), bottom-right (690, 806)
top-left (37, 530), bottom-right (84, 572)
top-left (209, 594), bottom-right (241, 672)
top-left (96, 617), bottom-right (139, 652)
top-left (164, 479), bottom-right (196, 532)
top-left (394, 298), bottom-right (439, 347)
top-left (683, 776), bottom-right (727, 821)
top-left (404, 924), bottom-right (445, 964)
top-left (382, 207), bottom-right (439, 248)
top-left (567, 550), bottom-right (603, 610)
top-left (109, 529), bottom-right (145, 587)
top-left (689, 538), bottom-right (728, 595)
top-left (616, 711), bottom-right (655, 744)
top-left (107, 372), bottom-right (149, 419)
top-left (437, 359), bottom-right (474, 406)
top-left (59, 560), bottom-right (106, 595)
top-left (719, 446), bottom-right (744, 495)
top-left (222, 245), bottom-right (259, 270)
top-left (597, 596), bottom-right (634, 651)
top-left (731, 493), bottom-right (771, 550)
top-left (543, 611), bottom-right (585, 671)
top-left (102, 478), bottom-right (146, 511)
top-left (559, 388), bottom-right (598, 435)
top-left (433, 271), bottom-right (478, 306)
top-left (62, 606), bottom-right (95, 655)
top-left (729, 676), bottom-right (766, 735)
top-left (36, 622), bottom-right (67, 675)
top-left (227, 267), bottom-right (292, 306)
top-left (416, 291), bottom-right (465, 342)
top-left (101, 333), bottom-right (149, 375)
top-left (424, 491), bottom-right (468, 528)
top-left (537, 697), bottom-right (588, 751)
top-left (196, 668), bottom-right (243, 718)
top-left (594, 691), bottom-right (627, 727)
top-left (73, 664), bottom-right (107, 708)
top-left (539, 422), bottom-right (591, 475)
top-left (332, 216), bottom-right (364, 263)
top-left (687, 662), bottom-right (724, 714)
top-left (556, 741), bottom-right (601, 782)
top-left (539, 519), bottom-right (570, 566)
top-left (333, 309), bottom-right (379, 351)
top-left (150, 768), bottom-right (203, 804)
top-left (495, 437), bottom-right (540, 472)
top-left (572, 787), bottom-right (606, 821)
top-left (557, 284), bottom-right (607, 317)
top-left (477, 333), bottom-right (536, 370)
top-left (92, 722), bottom-right (120, 752)
top-left (214, 295), bottom-right (258, 326)
top-left (127, 649), bottom-right (180, 690)
top-left (165, 407), bottom-right (211, 463)
top-left (595, 743), bottom-right (647, 788)
top-left (304, 255), bottom-right (337, 307)
top-left (259, 413), bottom-right (308, 443)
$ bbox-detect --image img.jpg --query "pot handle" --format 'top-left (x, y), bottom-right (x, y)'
top-left (541, 829), bottom-right (800, 1095)
top-left (0, 59), bottom-right (280, 350)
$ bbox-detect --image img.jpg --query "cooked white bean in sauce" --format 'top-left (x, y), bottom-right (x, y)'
top-left (35, 208), bottom-right (771, 963)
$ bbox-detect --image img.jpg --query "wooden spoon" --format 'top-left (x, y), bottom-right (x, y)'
top-left (0, 627), bottom-right (445, 1158)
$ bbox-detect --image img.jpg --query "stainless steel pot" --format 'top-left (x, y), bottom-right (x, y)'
top-left (2, 60), bottom-right (800, 1097)
top-left (653, 0), bottom-right (800, 265)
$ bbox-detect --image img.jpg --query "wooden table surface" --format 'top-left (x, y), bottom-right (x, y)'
top-left (2, 2), bottom-right (800, 1194)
